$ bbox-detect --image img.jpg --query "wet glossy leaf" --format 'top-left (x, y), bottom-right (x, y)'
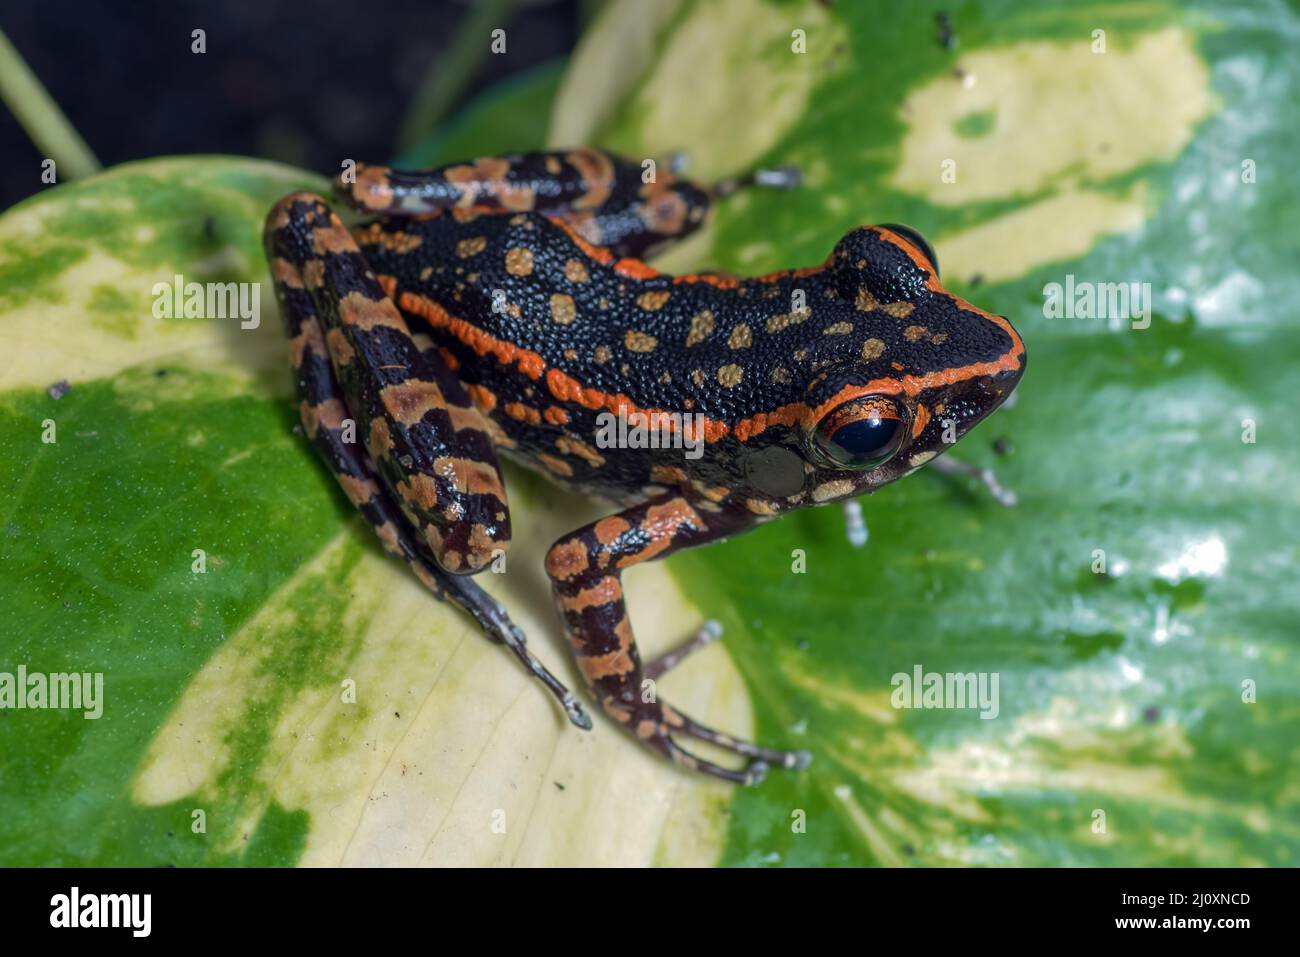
top-left (563, 0), bottom-right (1300, 865)
top-left (0, 159), bottom-right (746, 865)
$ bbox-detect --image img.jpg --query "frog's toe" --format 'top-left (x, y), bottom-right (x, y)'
top-left (659, 703), bottom-right (809, 778)
top-left (644, 619), bottom-right (723, 680)
top-left (654, 731), bottom-right (771, 786)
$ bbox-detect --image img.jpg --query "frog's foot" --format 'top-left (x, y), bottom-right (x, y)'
top-left (929, 454), bottom-right (1018, 507)
top-left (641, 621), bottom-right (811, 781)
top-left (644, 619), bottom-right (724, 680)
top-left (631, 701), bottom-right (809, 786)
top-left (841, 499), bottom-right (869, 548)
top-left (449, 580), bottom-right (593, 731)
top-left (712, 164), bottom-right (803, 198)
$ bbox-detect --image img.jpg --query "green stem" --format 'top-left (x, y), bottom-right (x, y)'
top-left (0, 28), bottom-right (100, 180)
top-left (396, 0), bottom-right (517, 153)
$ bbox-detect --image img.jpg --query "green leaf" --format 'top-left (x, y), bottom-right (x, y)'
top-left (563, 0), bottom-right (1300, 865)
top-left (0, 158), bottom-right (748, 865)
top-left (393, 59), bottom-right (568, 169)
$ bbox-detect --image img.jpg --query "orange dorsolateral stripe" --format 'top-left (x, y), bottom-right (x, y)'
top-left (871, 226), bottom-right (1026, 379)
top-left (613, 258), bottom-right (660, 280)
top-left (546, 217), bottom-right (615, 265)
top-left (545, 215), bottom-right (663, 282)
top-left (400, 291), bottom-right (546, 380)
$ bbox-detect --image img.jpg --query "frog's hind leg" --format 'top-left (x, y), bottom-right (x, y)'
top-left (265, 198), bottom-right (590, 730)
top-left (545, 495), bottom-right (810, 784)
top-left (645, 621), bottom-right (811, 772)
top-left (265, 192), bottom-right (511, 575)
top-left (336, 148), bottom-right (789, 260)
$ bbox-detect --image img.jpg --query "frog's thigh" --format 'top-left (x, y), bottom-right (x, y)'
top-left (265, 191), bottom-right (511, 575)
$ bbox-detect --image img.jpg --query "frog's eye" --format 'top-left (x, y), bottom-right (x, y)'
top-left (879, 223), bottom-right (939, 279)
top-left (812, 395), bottom-right (909, 470)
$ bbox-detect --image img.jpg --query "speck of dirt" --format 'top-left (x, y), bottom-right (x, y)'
top-left (935, 12), bottom-right (956, 50)
top-left (48, 379), bottom-right (71, 399)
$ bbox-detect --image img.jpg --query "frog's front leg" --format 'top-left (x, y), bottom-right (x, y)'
top-left (545, 495), bottom-right (810, 784)
top-left (927, 454), bottom-right (1018, 507)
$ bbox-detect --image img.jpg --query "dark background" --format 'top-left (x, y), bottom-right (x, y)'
top-left (0, 0), bottom-right (581, 209)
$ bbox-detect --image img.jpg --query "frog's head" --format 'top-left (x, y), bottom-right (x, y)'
top-left (789, 224), bottom-right (1025, 503)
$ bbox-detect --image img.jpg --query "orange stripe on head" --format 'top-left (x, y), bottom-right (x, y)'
top-left (870, 225), bottom-right (1025, 379)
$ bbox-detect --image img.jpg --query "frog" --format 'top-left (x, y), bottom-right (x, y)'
top-left (262, 147), bottom-right (1026, 785)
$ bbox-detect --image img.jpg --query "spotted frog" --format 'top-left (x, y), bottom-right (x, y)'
top-left (262, 148), bottom-right (1026, 784)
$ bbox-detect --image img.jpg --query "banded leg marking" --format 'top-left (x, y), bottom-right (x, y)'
top-left (545, 495), bottom-right (809, 784)
top-left (265, 198), bottom-right (589, 730)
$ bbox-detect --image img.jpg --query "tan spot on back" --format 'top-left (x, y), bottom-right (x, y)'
top-left (717, 364), bottom-right (744, 388)
top-left (456, 236), bottom-right (486, 258)
top-left (770, 366), bottom-right (791, 384)
top-left (861, 338), bottom-right (886, 359)
top-left (686, 309), bottom-right (715, 347)
top-left (624, 330), bottom-right (658, 353)
top-left (505, 247), bottom-right (534, 276)
top-left (766, 310), bottom-right (809, 333)
top-left (823, 321), bottom-right (853, 335)
top-left (904, 325), bottom-right (929, 342)
top-left (593, 345), bottom-right (612, 365)
top-left (564, 259), bottom-right (590, 283)
top-left (550, 293), bottom-right (577, 324)
top-left (637, 290), bottom-right (671, 311)
top-left (727, 323), bottom-right (752, 349)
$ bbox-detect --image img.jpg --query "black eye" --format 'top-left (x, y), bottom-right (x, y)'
top-left (812, 396), bottom-right (909, 470)
top-left (879, 223), bottom-right (939, 278)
